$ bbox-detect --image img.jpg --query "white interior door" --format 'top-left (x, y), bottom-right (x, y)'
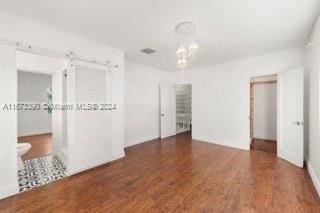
top-left (67, 61), bottom-right (112, 174)
top-left (160, 84), bottom-right (176, 139)
top-left (277, 67), bottom-right (304, 167)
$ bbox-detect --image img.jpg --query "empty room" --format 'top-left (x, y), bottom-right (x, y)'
top-left (0, 0), bottom-right (320, 212)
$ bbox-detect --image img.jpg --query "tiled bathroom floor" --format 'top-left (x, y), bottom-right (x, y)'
top-left (18, 155), bottom-right (66, 192)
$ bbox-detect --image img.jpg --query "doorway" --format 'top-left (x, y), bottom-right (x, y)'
top-left (160, 83), bottom-right (192, 138)
top-left (175, 84), bottom-right (192, 134)
top-left (16, 50), bottom-right (68, 192)
top-left (250, 75), bottom-right (277, 153)
top-left (249, 69), bottom-right (304, 168)
top-left (17, 71), bottom-right (53, 160)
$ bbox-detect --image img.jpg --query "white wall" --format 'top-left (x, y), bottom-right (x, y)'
top-left (0, 9), bottom-right (124, 198)
top-left (252, 83), bottom-right (277, 141)
top-left (18, 71), bottom-right (52, 136)
top-left (125, 62), bottom-right (173, 147)
top-left (174, 48), bottom-right (304, 150)
top-left (0, 44), bottom-right (19, 199)
top-left (306, 12), bottom-right (320, 196)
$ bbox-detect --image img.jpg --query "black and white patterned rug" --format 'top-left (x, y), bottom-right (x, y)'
top-left (18, 155), bottom-right (67, 192)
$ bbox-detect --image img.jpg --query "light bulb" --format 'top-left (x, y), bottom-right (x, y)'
top-left (188, 42), bottom-right (199, 58)
top-left (176, 45), bottom-right (187, 58)
top-left (177, 57), bottom-right (187, 70)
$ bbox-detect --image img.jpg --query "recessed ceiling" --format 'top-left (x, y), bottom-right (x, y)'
top-left (0, 0), bottom-right (319, 71)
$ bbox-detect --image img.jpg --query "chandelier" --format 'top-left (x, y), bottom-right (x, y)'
top-left (175, 22), bottom-right (199, 71)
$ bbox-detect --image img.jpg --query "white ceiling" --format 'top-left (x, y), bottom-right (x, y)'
top-left (0, 0), bottom-right (319, 71)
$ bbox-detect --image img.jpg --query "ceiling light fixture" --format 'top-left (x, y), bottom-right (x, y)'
top-left (175, 22), bottom-right (199, 72)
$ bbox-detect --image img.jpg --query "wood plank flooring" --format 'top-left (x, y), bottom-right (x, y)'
top-left (1, 133), bottom-right (320, 212)
top-left (250, 138), bottom-right (277, 153)
top-left (18, 134), bottom-right (53, 160)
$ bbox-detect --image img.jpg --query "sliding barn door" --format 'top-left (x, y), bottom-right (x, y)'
top-left (160, 84), bottom-right (176, 139)
top-left (68, 60), bottom-right (112, 174)
top-left (277, 67), bottom-right (304, 167)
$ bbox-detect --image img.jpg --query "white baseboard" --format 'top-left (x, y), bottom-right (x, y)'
top-left (67, 150), bottom-right (125, 176)
top-left (126, 135), bottom-right (249, 151)
top-left (112, 150), bottom-right (125, 160)
top-left (67, 158), bottom-right (112, 176)
top-left (176, 129), bottom-right (190, 134)
top-left (125, 135), bottom-right (159, 148)
top-left (192, 136), bottom-right (250, 150)
top-left (18, 130), bottom-right (52, 137)
top-left (0, 183), bottom-right (19, 200)
top-left (307, 160), bottom-right (320, 197)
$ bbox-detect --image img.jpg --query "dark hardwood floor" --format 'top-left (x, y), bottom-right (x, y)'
top-left (18, 133), bottom-right (53, 160)
top-left (250, 138), bottom-right (277, 153)
top-left (2, 133), bottom-right (320, 212)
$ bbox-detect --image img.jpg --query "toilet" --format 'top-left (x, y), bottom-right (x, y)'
top-left (17, 143), bottom-right (32, 170)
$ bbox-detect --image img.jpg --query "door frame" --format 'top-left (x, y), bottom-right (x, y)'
top-left (249, 79), bottom-right (277, 143)
top-left (16, 51), bottom-right (68, 167)
top-left (160, 83), bottom-right (193, 139)
top-left (160, 83), bottom-right (177, 139)
top-left (249, 68), bottom-right (304, 167)
top-left (175, 83), bottom-right (192, 135)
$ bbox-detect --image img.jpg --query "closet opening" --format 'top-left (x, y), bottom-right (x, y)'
top-left (175, 84), bottom-right (192, 134)
top-left (250, 75), bottom-right (277, 153)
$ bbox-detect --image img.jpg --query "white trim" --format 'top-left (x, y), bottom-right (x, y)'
top-left (18, 130), bottom-right (52, 137)
top-left (0, 183), bottom-right (19, 200)
top-left (112, 150), bottom-right (125, 160)
top-left (307, 160), bottom-right (320, 197)
top-left (125, 135), bottom-right (159, 148)
top-left (176, 129), bottom-right (190, 134)
top-left (17, 68), bottom-right (56, 75)
top-left (277, 71), bottom-right (282, 160)
top-left (67, 150), bottom-right (125, 176)
top-left (68, 156), bottom-right (113, 176)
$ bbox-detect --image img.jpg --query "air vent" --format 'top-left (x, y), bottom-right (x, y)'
top-left (141, 48), bottom-right (156, 54)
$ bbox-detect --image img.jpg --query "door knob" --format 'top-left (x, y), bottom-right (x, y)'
top-left (161, 114), bottom-right (165, 116)
top-left (293, 121), bottom-right (304, 126)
